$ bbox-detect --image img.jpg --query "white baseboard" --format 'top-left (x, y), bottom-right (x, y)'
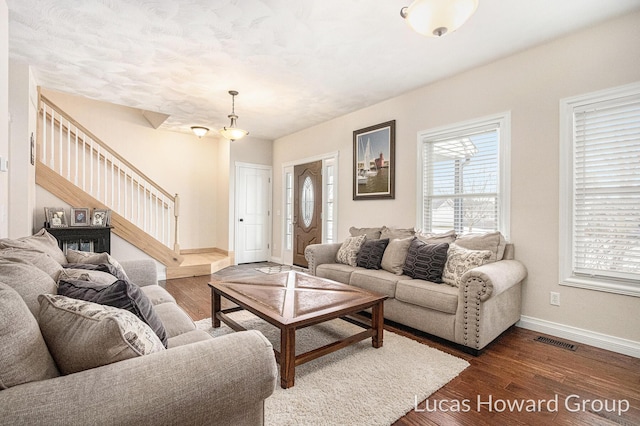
top-left (270, 256), bottom-right (283, 264)
top-left (517, 316), bottom-right (640, 358)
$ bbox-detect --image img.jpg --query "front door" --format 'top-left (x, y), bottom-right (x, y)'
top-left (293, 161), bottom-right (322, 267)
top-left (236, 163), bottom-right (271, 264)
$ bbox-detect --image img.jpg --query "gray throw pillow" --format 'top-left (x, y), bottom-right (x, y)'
top-left (356, 238), bottom-right (389, 270)
top-left (66, 250), bottom-right (129, 280)
top-left (402, 239), bottom-right (449, 283)
top-left (58, 278), bottom-right (168, 347)
top-left (380, 237), bottom-right (414, 275)
top-left (0, 229), bottom-right (67, 265)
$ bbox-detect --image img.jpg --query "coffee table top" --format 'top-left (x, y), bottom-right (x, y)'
top-left (210, 271), bottom-right (387, 327)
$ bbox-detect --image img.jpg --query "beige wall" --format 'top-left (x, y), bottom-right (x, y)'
top-left (0, 0), bottom-right (8, 237)
top-left (273, 12), bottom-right (640, 344)
top-left (38, 88), bottom-right (223, 250)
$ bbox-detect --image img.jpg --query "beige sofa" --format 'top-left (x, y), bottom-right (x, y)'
top-left (305, 227), bottom-right (527, 354)
top-left (0, 230), bottom-right (278, 426)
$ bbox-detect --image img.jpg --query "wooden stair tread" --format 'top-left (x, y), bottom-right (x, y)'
top-left (166, 252), bottom-right (231, 279)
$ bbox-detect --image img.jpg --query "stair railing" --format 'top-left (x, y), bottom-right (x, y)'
top-left (38, 93), bottom-right (180, 252)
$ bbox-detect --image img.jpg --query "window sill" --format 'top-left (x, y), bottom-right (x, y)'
top-left (561, 276), bottom-right (640, 298)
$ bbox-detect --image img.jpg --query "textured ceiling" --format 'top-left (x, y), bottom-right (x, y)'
top-left (7, 0), bottom-right (640, 140)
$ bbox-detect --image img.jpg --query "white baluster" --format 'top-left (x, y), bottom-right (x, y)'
top-left (74, 131), bottom-right (78, 185)
top-left (66, 123), bottom-right (71, 180)
top-left (42, 104), bottom-right (47, 163)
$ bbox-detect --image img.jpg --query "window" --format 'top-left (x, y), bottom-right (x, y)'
top-left (418, 113), bottom-right (510, 238)
top-left (560, 83), bottom-right (640, 296)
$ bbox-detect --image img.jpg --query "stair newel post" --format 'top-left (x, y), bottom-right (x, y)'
top-left (174, 193), bottom-right (180, 254)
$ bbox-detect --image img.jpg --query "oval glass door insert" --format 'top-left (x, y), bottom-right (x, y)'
top-left (302, 176), bottom-right (314, 227)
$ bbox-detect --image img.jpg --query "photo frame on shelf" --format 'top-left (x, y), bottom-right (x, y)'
top-left (70, 208), bottom-right (90, 226)
top-left (353, 120), bottom-right (395, 200)
top-left (91, 209), bottom-right (111, 227)
top-left (45, 207), bottom-right (68, 228)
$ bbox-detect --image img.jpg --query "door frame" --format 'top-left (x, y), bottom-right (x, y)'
top-left (281, 151), bottom-right (339, 266)
top-left (234, 162), bottom-right (273, 265)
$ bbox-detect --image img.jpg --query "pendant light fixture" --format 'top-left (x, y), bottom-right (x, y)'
top-left (219, 90), bottom-right (249, 141)
top-left (400, 0), bottom-right (478, 37)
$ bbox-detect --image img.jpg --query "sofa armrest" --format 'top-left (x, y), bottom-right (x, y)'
top-left (0, 330), bottom-right (278, 426)
top-left (461, 259), bottom-right (527, 301)
top-left (120, 259), bottom-right (158, 287)
top-left (305, 243), bottom-right (342, 275)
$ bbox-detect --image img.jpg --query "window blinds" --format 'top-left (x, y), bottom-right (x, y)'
top-left (573, 94), bottom-right (640, 281)
top-left (422, 127), bottom-right (499, 234)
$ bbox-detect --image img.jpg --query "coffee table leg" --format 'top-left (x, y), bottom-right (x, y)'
top-left (212, 289), bottom-right (221, 328)
top-left (372, 301), bottom-right (384, 348)
top-left (280, 327), bottom-right (296, 388)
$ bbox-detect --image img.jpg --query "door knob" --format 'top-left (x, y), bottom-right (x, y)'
top-left (239, 218), bottom-right (244, 222)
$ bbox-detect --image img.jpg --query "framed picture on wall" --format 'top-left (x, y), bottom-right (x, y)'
top-left (45, 207), bottom-right (68, 228)
top-left (70, 208), bottom-right (90, 226)
top-left (353, 120), bottom-right (396, 200)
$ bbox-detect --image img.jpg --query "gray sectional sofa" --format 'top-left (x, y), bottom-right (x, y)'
top-left (0, 229), bottom-right (277, 426)
top-left (305, 226), bottom-right (528, 353)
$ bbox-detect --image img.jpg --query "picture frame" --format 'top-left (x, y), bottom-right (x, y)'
top-left (92, 209), bottom-right (111, 227)
top-left (353, 120), bottom-right (395, 200)
top-left (70, 207), bottom-right (90, 226)
top-left (45, 207), bottom-right (68, 228)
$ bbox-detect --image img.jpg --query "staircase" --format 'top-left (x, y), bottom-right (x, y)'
top-left (36, 92), bottom-right (229, 276)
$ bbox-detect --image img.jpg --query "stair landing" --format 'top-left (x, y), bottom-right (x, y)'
top-left (166, 251), bottom-right (231, 279)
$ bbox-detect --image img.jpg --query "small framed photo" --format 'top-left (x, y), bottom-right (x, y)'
top-left (45, 207), bottom-right (68, 228)
top-left (92, 209), bottom-right (111, 227)
top-left (353, 120), bottom-right (396, 200)
top-left (70, 208), bottom-right (90, 226)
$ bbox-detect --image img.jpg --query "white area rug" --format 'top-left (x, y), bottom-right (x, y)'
top-left (196, 311), bottom-right (469, 425)
top-left (254, 264), bottom-right (308, 274)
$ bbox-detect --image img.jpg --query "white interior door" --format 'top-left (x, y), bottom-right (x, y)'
top-left (235, 163), bottom-right (272, 264)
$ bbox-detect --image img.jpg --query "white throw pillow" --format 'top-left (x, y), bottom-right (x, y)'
top-left (336, 235), bottom-right (366, 267)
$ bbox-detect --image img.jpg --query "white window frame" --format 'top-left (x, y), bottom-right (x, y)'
top-left (416, 112), bottom-right (511, 240)
top-left (559, 82), bottom-right (640, 297)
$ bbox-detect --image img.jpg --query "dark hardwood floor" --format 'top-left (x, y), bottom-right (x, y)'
top-left (162, 264), bottom-right (640, 425)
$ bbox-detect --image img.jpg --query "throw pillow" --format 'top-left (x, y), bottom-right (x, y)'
top-left (66, 250), bottom-right (129, 281)
top-left (349, 226), bottom-right (382, 240)
top-left (356, 238), bottom-right (389, 270)
top-left (0, 228), bottom-right (67, 265)
top-left (402, 239), bottom-right (449, 283)
top-left (0, 283), bottom-right (59, 389)
top-left (380, 237), bottom-right (414, 275)
top-left (336, 235), bottom-right (366, 267)
top-left (37, 294), bottom-right (165, 375)
top-left (63, 262), bottom-right (126, 281)
top-left (442, 244), bottom-right (492, 287)
top-left (416, 230), bottom-right (457, 244)
top-left (59, 267), bottom-right (120, 286)
top-left (0, 258), bottom-right (57, 316)
top-left (58, 278), bottom-right (168, 347)
top-left (0, 248), bottom-right (64, 281)
top-left (455, 231), bottom-right (506, 262)
top-left (380, 226), bottom-right (415, 240)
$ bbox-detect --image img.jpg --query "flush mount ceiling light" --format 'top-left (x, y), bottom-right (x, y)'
top-left (219, 90), bottom-right (249, 142)
top-left (190, 126), bottom-right (209, 138)
top-left (400, 0), bottom-right (478, 37)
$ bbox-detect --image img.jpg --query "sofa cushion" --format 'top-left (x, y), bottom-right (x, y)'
top-left (58, 267), bottom-right (119, 286)
top-left (152, 302), bottom-right (196, 338)
top-left (356, 238), bottom-right (389, 270)
top-left (416, 230), bottom-right (457, 244)
top-left (0, 248), bottom-right (64, 280)
top-left (336, 235), bottom-right (366, 267)
top-left (66, 249), bottom-right (129, 280)
top-left (316, 263), bottom-right (358, 284)
top-left (57, 278), bottom-right (168, 347)
top-left (37, 294), bottom-right (165, 375)
top-left (167, 329), bottom-right (213, 348)
top-left (395, 279), bottom-right (459, 314)
top-left (349, 226), bottom-right (382, 240)
top-left (442, 244), bottom-right (493, 287)
top-left (0, 283), bottom-right (60, 389)
top-left (402, 239), bottom-right (449, 283)
top-left (0, 228), bottom-right (67, 264)
top-left (380, 237), bottom-right (413, 275)
top-left (455, 231), bottom-right (506, 261)
top-left (140, 285), bottom-right (177, 305)
top-left (63, 262), bottom-right (126, 281)
top-left (380, 226), bottom-right (415, 240)
top-left (350, 269), bottom-right (404, 299)
top-left (0, 258), bottom-right (57, 316)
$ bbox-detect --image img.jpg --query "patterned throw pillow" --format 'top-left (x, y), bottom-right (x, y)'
top-left (356, 238), bottom-right (390, 270)
top-left (37, 294), bottom-right (165, 375)
top-left (402, 239), bottom-right (449, 283)
top-left (442, 244), bottom-right (492, 287)
top-left (336, 235), bottom-right (366, 267)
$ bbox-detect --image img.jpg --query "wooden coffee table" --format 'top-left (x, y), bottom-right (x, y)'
top-left (209, 271), bottom-right (387, 388)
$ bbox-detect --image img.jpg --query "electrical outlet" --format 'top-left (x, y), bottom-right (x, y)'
top-left (550, 292), bottom-right (560, 306)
